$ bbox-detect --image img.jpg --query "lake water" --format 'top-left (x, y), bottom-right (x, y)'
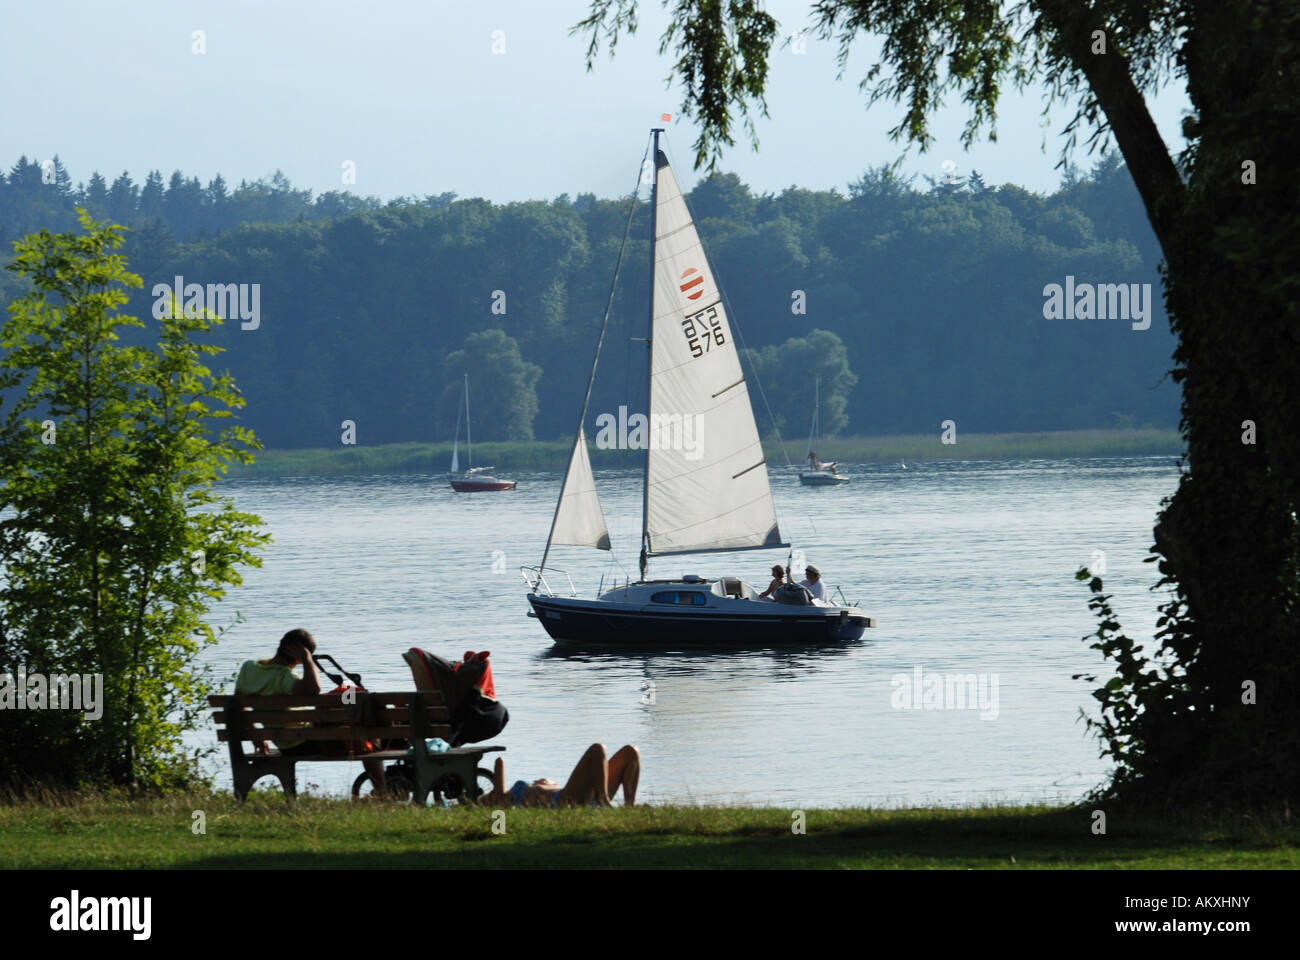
top-left (203, 456), bottom-right (1180, 808)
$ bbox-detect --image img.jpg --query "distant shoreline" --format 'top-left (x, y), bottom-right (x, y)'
top-left (226, 428), bottom-right (1184, 478)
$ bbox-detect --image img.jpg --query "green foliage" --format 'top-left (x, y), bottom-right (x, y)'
top-left (689, 171), bottom-right (758, 224)
top-left (0, 211), bottom-right (269, 790)
top-left (1071, 569), bottom-right (1167, 794)
top-left (438, 329), bottom-right (543, 442)
top-left (1, 152), bottom-right (1178, 449)
top-left (745, 329), bottom-right (857, 438)
top-left (575, 1), bottom-right (778, 170)
top-left (572, 1), bottom-right (1173, 167)
top-left (222, 429), bottom-right (1183, 478)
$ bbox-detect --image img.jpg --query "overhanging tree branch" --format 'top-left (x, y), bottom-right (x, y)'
top-left (1034, 0), bottom-right (1187, 261)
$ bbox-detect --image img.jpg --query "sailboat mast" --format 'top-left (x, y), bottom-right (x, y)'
top-left (815, 374), bottom-right (820, 447)
top-left (640, 127), bottom-right (662, 582)
top-left (464, 373), bottom-right (472, 471)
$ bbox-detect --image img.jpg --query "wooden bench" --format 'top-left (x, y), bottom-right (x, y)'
top-left (210, 690), bottom-right (503, 805)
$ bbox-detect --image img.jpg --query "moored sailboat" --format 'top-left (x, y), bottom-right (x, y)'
top-left (522, 130), bottom-right (874, 648)
top-left (798, 375), bottom-right (850, 486)
top-left (449, 374), bottom-right (516, 492)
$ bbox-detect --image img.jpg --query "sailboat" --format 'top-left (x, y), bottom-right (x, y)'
top-left (449, 374), bottom-right (516, 492)
top-left (522, 130), bottom-right (874, 647)
top-left (798, 375), bottom-right (850, 486)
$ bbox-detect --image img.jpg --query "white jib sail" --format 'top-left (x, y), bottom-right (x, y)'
top-left (550, 426), bottom-right (611, 550)
top-left (451, 383), bottom-right (463, 473)
top-left (645, 151), bottom-right (783, 555)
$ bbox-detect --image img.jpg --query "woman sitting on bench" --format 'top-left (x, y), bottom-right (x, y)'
top-left (481, 743), bottom-right (640, 808)
top-left (235, 628), bottom-right (389, 798)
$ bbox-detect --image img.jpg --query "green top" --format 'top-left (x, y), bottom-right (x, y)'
top-left (235, 659), bottom-right (304, 751)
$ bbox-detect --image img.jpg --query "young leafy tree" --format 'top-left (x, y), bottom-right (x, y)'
top-left (746, 329), bottom-right (857, 439)
top-left (0, 210), bottom-right (269, 790)
top-left (575, 0), bottom-right (1300, 809)
top-left (438, 329), bottom-right (543, 442)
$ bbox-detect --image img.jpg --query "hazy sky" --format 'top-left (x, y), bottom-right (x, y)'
top-left (2, 0), bottom-right (1191, 202)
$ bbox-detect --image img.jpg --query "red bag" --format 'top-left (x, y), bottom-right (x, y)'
top-left (458, 650), bottom-right (496, 700)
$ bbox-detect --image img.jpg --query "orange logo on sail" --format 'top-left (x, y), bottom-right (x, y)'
top-left (679, 267), bottom-right (704, 301)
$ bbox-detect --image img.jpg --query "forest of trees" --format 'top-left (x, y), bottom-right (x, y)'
top-left (0, 153), bottom-right (1177, 449)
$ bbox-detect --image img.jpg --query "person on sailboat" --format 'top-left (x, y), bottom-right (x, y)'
top-left (798, 565), bottom-right (827, 604)
top-left (757, 564), bottom-right (788, 600)
top-left (479, 743), bottom-right (640, 808)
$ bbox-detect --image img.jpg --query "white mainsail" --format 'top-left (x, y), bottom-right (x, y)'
top-left (450, 377), bottom-right (464, 473)
top-left (550, 426), bottom-right (611, 550)
top-left (645, 151), bottom-right (784, 556)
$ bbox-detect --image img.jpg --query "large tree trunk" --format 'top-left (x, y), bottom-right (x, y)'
top-left (1052, 0), bottom-right (1300, 805)
top-left (1150, 0), bottom-right (1300, 805)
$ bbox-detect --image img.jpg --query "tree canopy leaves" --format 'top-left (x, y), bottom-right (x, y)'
top-left (0, 211), bottom-right (268, 789)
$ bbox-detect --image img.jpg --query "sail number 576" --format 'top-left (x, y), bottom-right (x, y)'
top-left (681, 306), bottom-right (726, 358)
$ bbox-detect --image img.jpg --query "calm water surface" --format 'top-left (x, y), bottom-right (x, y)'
top-left (203, 456), bottom-right (1179, 808)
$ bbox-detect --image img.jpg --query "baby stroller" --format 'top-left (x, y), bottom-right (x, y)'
top-left (350, 648), bottom-right (509, 804)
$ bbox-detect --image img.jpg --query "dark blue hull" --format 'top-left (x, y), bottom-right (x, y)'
top-left (527, 595), bottom-right (869, 649)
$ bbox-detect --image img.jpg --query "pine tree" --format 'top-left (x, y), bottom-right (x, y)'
top-left (139, 170), bottom-right (165, 221)
top-left (107, 171), bottom-right (138, 224)
top-left (48, 155), bottom-right (74, 197)
top-left (83, 172), bottom-right (110, 218)
top-left (205, 174), bottom-right (230, 231)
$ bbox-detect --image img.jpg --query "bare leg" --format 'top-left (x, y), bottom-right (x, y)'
top-left (555, 743), bottom-right (609, 807)
top-left (481, 756), bottom-right (507, 806)
top-left (606, 745), bottom-right (640, 806)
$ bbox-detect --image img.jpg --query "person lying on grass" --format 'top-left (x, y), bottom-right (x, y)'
top-left (480, 744), bottom-right (640, 808)
top-left (235, 628), bottom-right (389, 798)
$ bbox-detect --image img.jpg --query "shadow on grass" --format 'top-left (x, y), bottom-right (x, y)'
top-left (177, 808), bottom-right (1280, 870)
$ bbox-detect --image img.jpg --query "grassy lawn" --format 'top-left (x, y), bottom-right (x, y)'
top-left (2, 791), bottom-right (1293, 869)
top-left (226, 429), bottom-right (1184, 478)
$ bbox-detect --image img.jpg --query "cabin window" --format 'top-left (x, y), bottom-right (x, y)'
top-left (651, 591), bottom-right (707, 605)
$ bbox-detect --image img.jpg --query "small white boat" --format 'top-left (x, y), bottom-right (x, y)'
top-left (800, 462), bottom-right (850, 486)
top-left (798, 376), bottom-right (850, 485)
